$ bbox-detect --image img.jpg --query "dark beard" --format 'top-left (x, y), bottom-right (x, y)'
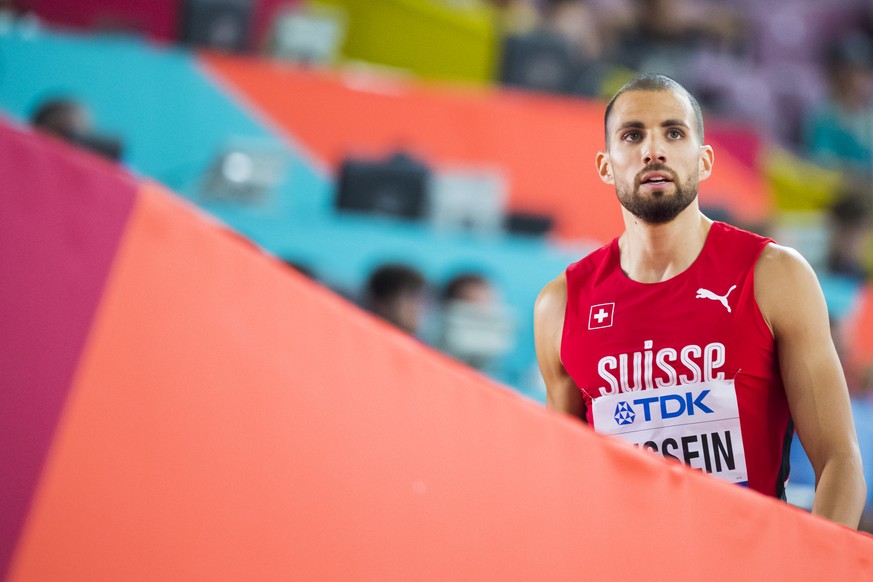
top-left (616, 164), bottom-right (698, 224)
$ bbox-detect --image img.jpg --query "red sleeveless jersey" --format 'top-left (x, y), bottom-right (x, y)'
top-left (561, 222), bottom-right (792, 498)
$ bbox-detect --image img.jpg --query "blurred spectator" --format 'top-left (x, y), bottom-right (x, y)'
top-left (803, 33), bottom-right (873, 176)
top-left (435, 272), bottom-right (514, 372)
top-left (486, 0), bottom-right (542, 35)
top-left (496, 0), bottom-right (623, 98)
top-left (0, 0), bottom-right (37, 26)
top-left (541, 0), bottom-right (605, 62)
top-left (363, 263), bottom-right (427, 335)
top-left (30, 98), bottom-right (124, 161)
top-left (31, 98), bottom-right (92, 140)
top-left (537, 0), bottom-right (630, 96)
top-left (442, 272), bottom-right (498, 306)
top-left (613, 0), bottom-right (746, 80)
top-left (826, 185), bottom-right (872, 282)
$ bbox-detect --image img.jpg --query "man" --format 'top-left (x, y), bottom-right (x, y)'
top-left (436, 272), bottom-right (514, 371)
top-left (534, 73), bottom-right (866, 528)
top-left (364, 263), bottom-right (427, 336)
top-left (31, 98), bottom-right (123, 161)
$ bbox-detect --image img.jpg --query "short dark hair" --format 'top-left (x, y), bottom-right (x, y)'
top-left (603, 73), bottom-right (704, 146)
top-left (365, 264), bottom-right (425, 303)
top-left (31, 99), bottom-right (83, 136)
top-left (440, 273), bottom-right (489, 303)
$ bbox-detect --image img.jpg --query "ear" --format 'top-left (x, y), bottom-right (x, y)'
top-left (596, 151), bottom-right (614, 185)
top-left (698, 145), bottom-right (714, 181)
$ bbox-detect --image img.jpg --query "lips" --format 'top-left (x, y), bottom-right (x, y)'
top-left (641, 171), bottom-right (674, 184)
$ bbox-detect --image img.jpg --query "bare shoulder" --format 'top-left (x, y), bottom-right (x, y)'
top-left (755, 242), bottom-right (826, 334)
top-left (533, 272), bottom-right (568, 361)
top-left (756, 242), bottom-right (814, 275)
top-left (535, 271), bottom-right (587, 418)
top-left (535, 272), bottom-right (568, 320)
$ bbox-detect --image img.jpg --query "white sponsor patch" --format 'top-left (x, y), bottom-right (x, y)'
top-left (592, 379), bottom-right (748, 484)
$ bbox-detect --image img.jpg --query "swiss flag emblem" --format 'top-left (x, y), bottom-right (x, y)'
top-left (588, 303), bottom-right (614, 330)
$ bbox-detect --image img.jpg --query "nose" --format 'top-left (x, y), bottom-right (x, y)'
top-left (641, 134), bottom-right (667, 165)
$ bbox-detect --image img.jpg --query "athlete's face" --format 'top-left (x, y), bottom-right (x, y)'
top-left (596, 89), bottom-right (713, 224)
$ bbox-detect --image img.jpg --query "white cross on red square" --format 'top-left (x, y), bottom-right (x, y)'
top-left (588, 302), bottom-right (615, 330)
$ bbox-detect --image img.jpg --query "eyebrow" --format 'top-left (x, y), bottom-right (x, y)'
top-left (616, 119), bottom-right (691, 133)
top-left (661, 119), bottom-right (690, 130)
top-left (616, 121), bottom-right (644, 133)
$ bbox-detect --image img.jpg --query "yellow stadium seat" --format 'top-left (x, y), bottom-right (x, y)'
top-left (310, 0), bottom-right (500, 84)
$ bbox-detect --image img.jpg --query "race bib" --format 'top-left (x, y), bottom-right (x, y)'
top-left (591, 380), bottom-right (748, 485)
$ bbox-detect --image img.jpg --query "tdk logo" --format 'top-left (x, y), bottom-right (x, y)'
top-left (613, 390), bottom-right (714, 426)
top-left (614, 401), bottom-right (636, 425)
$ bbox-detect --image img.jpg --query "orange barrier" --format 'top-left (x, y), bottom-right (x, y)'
top-left (7, 173), bottom-right (873, 578)
top-left (201, 54), bottom-right (771, 243)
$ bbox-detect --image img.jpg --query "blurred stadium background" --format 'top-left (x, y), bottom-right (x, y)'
top-left (3, 0), bottom-right (873, 561)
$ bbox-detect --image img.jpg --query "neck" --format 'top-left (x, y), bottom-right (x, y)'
top-left (617, 204), bottom-right (712, 283)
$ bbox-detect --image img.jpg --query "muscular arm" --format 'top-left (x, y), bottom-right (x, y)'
top-left (756, 244), bottom-right (866, 528)
top-left (534, 274), bottom-right (587, 421)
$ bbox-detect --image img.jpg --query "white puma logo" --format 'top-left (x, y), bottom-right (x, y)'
top-left (696, 285), bottom-right (737, 313)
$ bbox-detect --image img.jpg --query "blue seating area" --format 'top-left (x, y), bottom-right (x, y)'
top-left (0, 28), bottom-right (327, 214)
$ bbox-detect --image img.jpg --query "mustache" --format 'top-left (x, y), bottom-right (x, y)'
top-left (634, 163), bottom-right (678, 186)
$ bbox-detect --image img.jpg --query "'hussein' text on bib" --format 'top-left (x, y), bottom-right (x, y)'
top-left (592, 379), bottom-right (748, 485)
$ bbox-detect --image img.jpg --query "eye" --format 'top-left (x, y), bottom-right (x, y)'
top-left (622, 130), bottom-right (642, 142)
top-left (667, 128), bottom-right (684, 139)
